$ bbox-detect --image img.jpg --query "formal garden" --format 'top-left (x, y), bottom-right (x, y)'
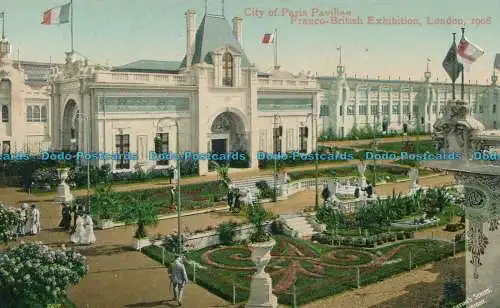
top-left (0, 206), bottom-right (87, 308)
top-left (145, 234), bottom-right (464, 306)
top-left (139, 184), bottom-right (466, 306)
top-left (312, 187), bottom-right (466, 248)
top-left (80, 164), bottom-right (427, 231)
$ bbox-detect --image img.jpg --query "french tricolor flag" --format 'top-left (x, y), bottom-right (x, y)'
top-left (262, 31), bottom-right (275, 44)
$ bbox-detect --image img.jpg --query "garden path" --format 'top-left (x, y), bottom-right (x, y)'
top-left (2, 174), bottom-right (455, 307)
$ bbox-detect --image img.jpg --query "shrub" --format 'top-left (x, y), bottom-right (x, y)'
top-left (0, 206), bottom-right (22, 244)
top-left (0, 242), bottom-right (87, 308)
top-left (217, 221), bottom-right (239, 245)
top-left (388, 233), bottom-right (396, 242)
top-left (163, 233), bottom-right (184, 253)
top-left (396, 231), bottom-right (405, 240)
top-left (270, 220), bottom-right (285, 234)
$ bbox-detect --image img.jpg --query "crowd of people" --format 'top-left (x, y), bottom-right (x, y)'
top-left (1, 202), bottom-right (41, 238)
top-left (59, 202), bottom-right (96, 245)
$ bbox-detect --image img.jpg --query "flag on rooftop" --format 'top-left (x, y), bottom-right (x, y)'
top-left (262, 31), bottom-right (275, 44)
top-left (42, 3), bottom-right (70, 25)
top-left (442, 40), bottom-right (463, 82)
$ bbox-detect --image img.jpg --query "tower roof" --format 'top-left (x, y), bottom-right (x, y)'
top-left (180, 14), bottom-right (250, 68)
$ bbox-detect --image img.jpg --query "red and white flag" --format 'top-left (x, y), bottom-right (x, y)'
top-left (42, 3), bottom-right (71, 25)
top-left (457, 37), bottom-right (484, 71)
top-left (262, 31), bottom-right (275, 44)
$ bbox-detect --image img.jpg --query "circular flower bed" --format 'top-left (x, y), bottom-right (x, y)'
top-left (322, 249), bottom-right (375, 267)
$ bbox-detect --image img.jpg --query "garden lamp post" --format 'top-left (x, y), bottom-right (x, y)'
top-left (157, 117), bottom-right (182, 254)
top-left (272, 114), bottom-right (282, 203)
top-left (69, 112), bottom-right (91, 213)
top-left (305, 113), bottom-right (319, 207)
top-left (371, 110), bottom-right (380, 187)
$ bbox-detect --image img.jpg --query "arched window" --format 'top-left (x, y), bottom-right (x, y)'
top-left (33, 106), bottom-right (41, 122)
top-left (222, 52), bottom-right (233, 86)
top-left (41, 106), bottom-right (47, 122)
top-left (1, 105), bottom-right (8, 123)
top-left (27, 106), bottom-right (33, 122)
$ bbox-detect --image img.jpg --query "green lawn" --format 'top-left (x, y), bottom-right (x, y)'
top-left (144, 235), bottom-right (464, 306)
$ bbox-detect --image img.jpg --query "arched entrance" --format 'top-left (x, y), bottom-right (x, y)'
top-left (62, 100), bottom-right (79, 151)
top-left (209, 111), bottom-right (248, 168)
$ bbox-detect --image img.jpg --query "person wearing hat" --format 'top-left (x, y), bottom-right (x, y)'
top-left (168, 254), bottom-right (188, 306)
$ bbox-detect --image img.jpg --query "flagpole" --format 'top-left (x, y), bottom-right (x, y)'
top-left (70, 0), bottom-right (74, 52)
top-left (460, 27), bottom-right (465, 100)
top-left (1, 12), bottom-right (5, 39)
top-left (452, 32), bottom-right (456, 100)
top-left (274, 28), bottom-right (278, 69)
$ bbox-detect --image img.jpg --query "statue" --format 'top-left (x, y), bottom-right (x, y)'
top-left (408, 168), bottom-right (419, 192)
top-left (357, 162), bottom-right (367, 188)
top-left (55, 169), bottom-right (74, 203)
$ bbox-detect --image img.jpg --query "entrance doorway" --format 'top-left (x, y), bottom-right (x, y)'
top-left (211, 139), bottom-right (227, 154)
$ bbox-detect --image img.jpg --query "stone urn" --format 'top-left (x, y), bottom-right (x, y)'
top-left (246, 239), bottom-right (278, 308)
top-left (58, 168), bottom-right (70, 183)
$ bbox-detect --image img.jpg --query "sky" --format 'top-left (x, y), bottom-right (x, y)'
top-left (1, 0), bottom-right (499, 84)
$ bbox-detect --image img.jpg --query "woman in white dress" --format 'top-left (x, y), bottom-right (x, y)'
top-left (81, 215), bottom-right (96, 244)
top-left (70, 215), bottom-right (85, 244)
top-left (30, 204), bottom-right (41, 235)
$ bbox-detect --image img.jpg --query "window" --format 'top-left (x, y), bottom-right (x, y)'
top-left (115, 134), bottom-right (130, 169)
top-left (358, 105), bottom-right (367, 115)
top-left (493, 105), bottom-right (497, 113)
top-left (381, 104), bottom-right (389, 114)
top-left (41, 106), bottom-right (47, 122)
top-left (154, 133), bottom-right (169, 165)
top-left (299, 127), bottom-right (308, 153)
top-left (26, 105), bottom-right (47, 122)
top-left (339, 106), bottom-right (343, 116)
top-left (412, 105), bottom-right (419, 113)
top-left (392, 105), bottom-right (400, 114)
top-left (432, 105), bottom-right (437, 114)
top-left (286, 128), bottom-right (294, 151)
top-left (403, 104), bottom-right (410, 114)
top-left (33, 106), bottom-right (40, 121)
top-left (479, 105), bottom-right (484, 113)
top-left (1, 105), bottom-right (8, 122)
top-left (346, 105), bottom-right (354, 115)
top-left (370, 105), bottom-right (378, 115)
top-left (2, 141), bottom-right (10, 154)
top-left (273, 126), bottom-right (283, 153)
top-left (439, 105), bottom-right (445, 114)
top-left (222, 52), bottom-right (233, 86)
top-left (494, 121), bottom-right (497, 129)
top-left (27, 106), bottom-right (33, 122)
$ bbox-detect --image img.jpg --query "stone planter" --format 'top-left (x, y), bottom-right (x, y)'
top-left (246, 239), bottom-right (278, 308)
top-left (134, 238), bottom-right (151, 250)
top-left (96, 219), bottom-right (114, 229)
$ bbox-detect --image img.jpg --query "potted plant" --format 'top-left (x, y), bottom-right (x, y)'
top-left (91, 184), bottom-right (120, 229)
top-left (117, 192), bottom-right (159, 250)
top-left (245, 199), bottom-right (278, 307)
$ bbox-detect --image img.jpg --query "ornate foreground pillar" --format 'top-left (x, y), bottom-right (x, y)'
top-left (425, 99), bottom-right (500, 307)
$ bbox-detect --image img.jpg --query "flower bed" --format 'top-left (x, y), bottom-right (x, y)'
top-left (143, 235), bottom-right (465, 306)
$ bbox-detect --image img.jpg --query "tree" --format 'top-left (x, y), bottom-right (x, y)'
top-left (91, 184), bottom-right (121, 220)
top-left (0, 206), bottom-right (22, 244)
top-left (316, 206), bottom-right (342, 235)
top-left (117, 192), bottom-right (159, 239)
top-left (0, 242), bottom-right (87, 308)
